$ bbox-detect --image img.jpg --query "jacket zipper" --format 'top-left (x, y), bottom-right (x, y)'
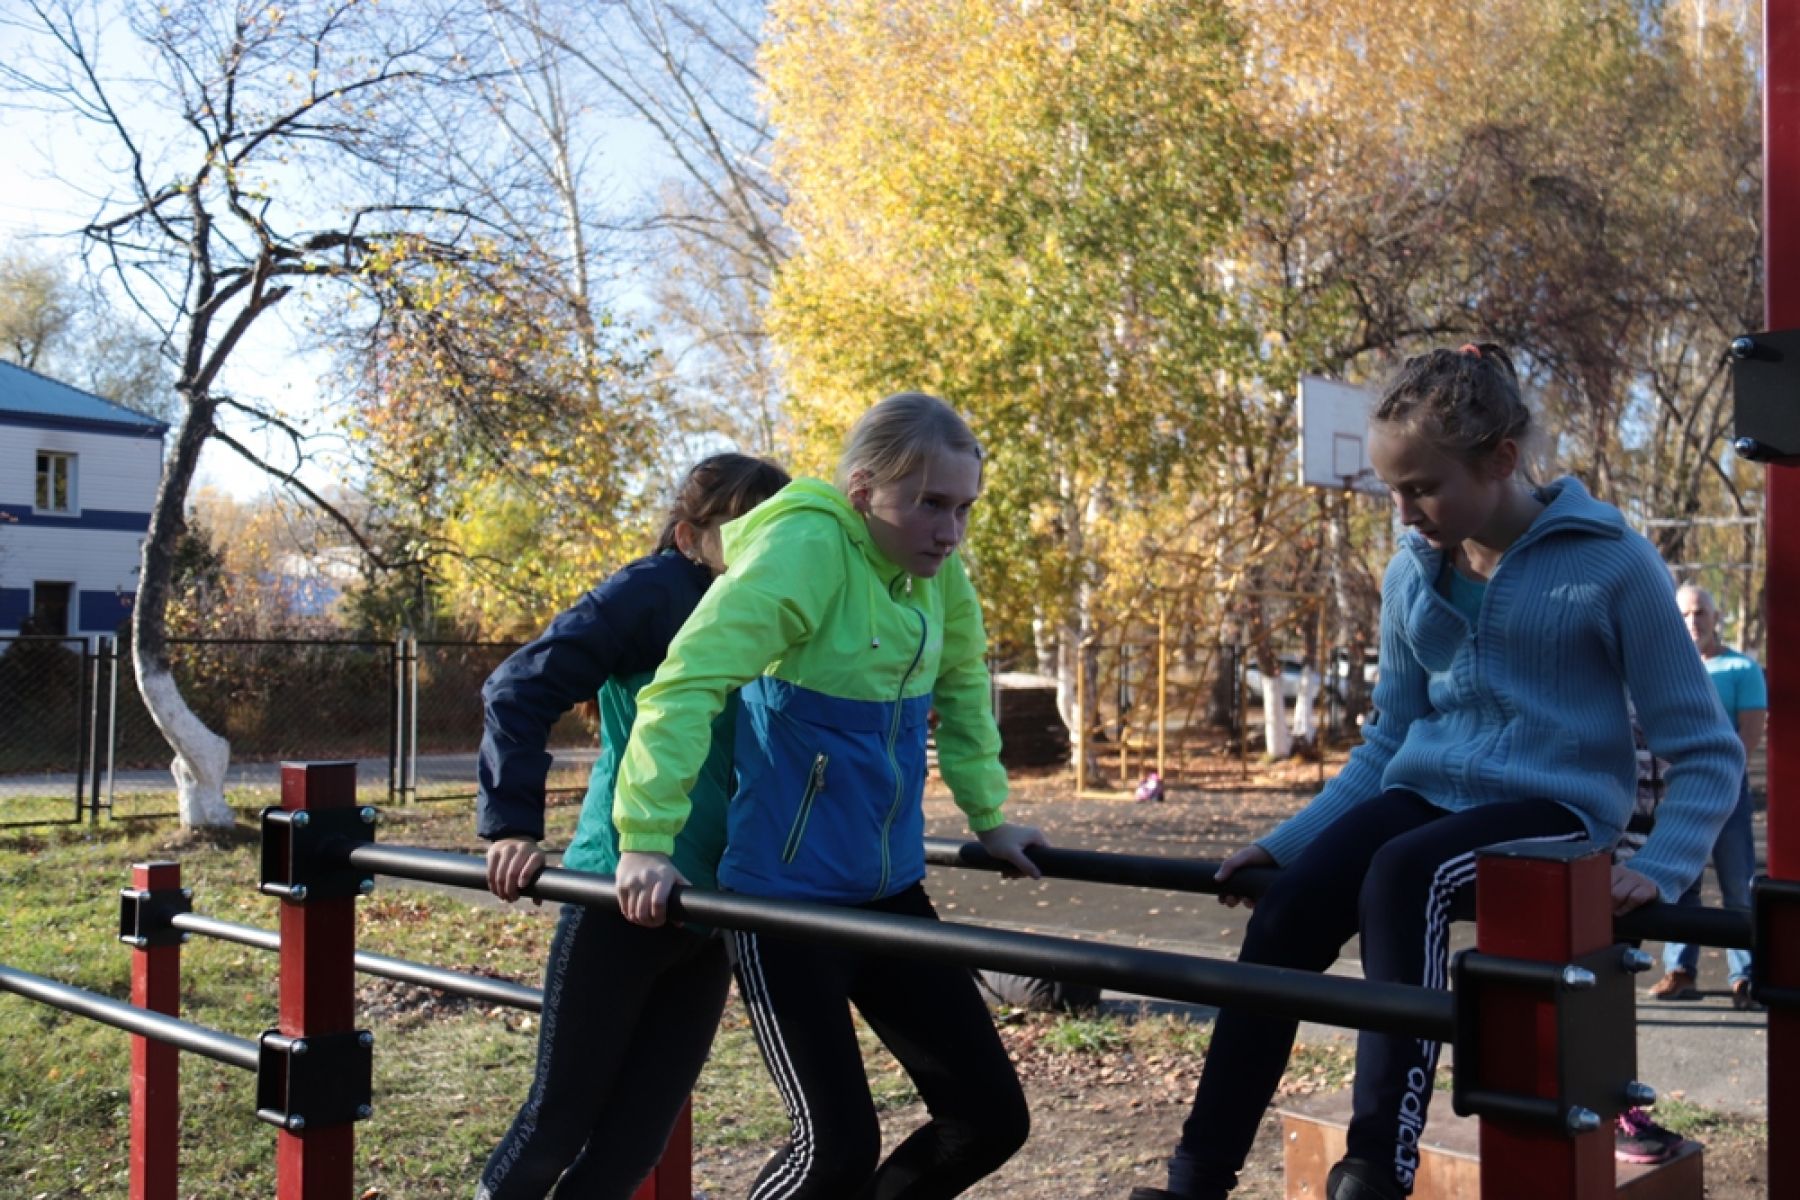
top-left (781, 753), bottom-right (829, 864)
top-left (876, 607), bottom-right (929, 897)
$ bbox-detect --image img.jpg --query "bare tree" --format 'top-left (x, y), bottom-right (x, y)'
top-left (484, 0), bottom-right (789, 455)
top-left (0, 241), bottom-right (174, 419)
top-left (1, 0), bottom-right (519, 826)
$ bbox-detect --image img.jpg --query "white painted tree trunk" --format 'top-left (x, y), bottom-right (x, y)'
top-left (1260, 673), bottom-right (1293, 760)
top-left (1292, 665), bottom-right (1322, 742)
top-left (136, 657), bottom-right (234, 828)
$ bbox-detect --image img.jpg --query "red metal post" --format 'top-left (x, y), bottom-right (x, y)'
top-left (1472, 845), bottom-right (1615, 1199)
top-left (129, 860), bottom-right (181, 1200)
top-left (277, 762), bottom-right (359, 1200)
top-left (628, 1099), bottom-right (695, 1200)
top-left (1763, 2), bottom-right (1800, 1193)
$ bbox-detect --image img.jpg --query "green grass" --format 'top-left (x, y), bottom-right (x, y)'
top-left (0, 801), bottom-right (560, 1197)
top-left (0, 793), bottom-right (939, 1197)
top-left (1042, 1013), bottom-right (1132, 1055)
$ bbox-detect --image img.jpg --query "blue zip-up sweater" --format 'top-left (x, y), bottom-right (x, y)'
top-left (476, 552), bottom-right (727, 877)
top-left (1257, 477), bottom-right (1743, 902)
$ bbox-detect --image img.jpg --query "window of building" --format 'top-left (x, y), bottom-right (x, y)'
top-left (31, 582), bottom-right (72, 636)
top-left (35, 451), bottom-right (76, 513)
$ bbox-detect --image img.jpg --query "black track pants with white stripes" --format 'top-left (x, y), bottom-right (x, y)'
top-left (731, 883), bottom-right (1031, 1200)
top-left (1164, 790), bottom-right (1587, 1200)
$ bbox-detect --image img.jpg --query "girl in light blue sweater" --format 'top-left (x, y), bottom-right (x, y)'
top-left (1134, 345), bottom-right (1743, 1200)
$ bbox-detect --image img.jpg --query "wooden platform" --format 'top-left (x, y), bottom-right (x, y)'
top-left (1278, 1091), bottom-right (1703, 1199)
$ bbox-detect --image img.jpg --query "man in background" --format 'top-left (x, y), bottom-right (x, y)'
top-left (1648, 584), bottom-right (1767, 1009)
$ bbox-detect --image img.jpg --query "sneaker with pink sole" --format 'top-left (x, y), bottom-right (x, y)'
top-left (1614, 1106), bottom-right (1682, 1164)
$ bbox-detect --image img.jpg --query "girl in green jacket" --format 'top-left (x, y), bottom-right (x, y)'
top-left (614, 393), bottom-right (1046, 1199)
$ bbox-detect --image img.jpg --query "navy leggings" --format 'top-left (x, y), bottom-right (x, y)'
top-left (1165, 791), bottom-right (1587, 1199)
top-left (477, 903), bottom-right (731, 1200)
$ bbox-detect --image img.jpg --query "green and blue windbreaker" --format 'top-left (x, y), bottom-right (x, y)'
top-left (613, 478), bottom-right (1009, 903)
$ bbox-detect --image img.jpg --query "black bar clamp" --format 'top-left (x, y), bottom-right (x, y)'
top-left (254, 1029), bottom-right (375, 1131)
top-left (259, 805), bottom-right (379, 903)
top-left (1730, 329), bottom-right (1800, 466)
top-left (1451, 944), bottom-right (1644, 1134)
top-left (1751, 876), bottom-right (1800, 1010)
top-left (118, 884), bottom-right (193, 949)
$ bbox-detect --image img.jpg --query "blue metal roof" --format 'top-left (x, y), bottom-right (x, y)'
top-left (0, 360), bottom-right (169, 434)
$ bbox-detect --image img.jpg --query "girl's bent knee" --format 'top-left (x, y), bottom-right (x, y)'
top-left (802, 1123), bottom-right (882, 1193)
top-left (946, 1089), bottom-right (1031, 1168)
top-left (985, 1089), bottom-right (1032, 1159)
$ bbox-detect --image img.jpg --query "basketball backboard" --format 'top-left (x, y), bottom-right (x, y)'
top-left (1298, 375), bottom-right (1383, 494)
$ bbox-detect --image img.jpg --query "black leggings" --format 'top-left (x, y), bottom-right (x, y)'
top-left (1165, 790), bottom-right (1587, 1199)
top-left (731, 883), bottom-right (1031, 1200)
top-left (477, 903), bottom-right (731, 1200)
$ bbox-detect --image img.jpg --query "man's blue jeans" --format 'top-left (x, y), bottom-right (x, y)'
top-left (1662, 775), bottom-right (1757, 986)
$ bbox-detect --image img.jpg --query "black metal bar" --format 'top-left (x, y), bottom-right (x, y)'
top-left (171, 913), bottom-right (542, 1012)
top-left (341, 842), bottom-right (1455, 1041)
top-left (923, 836), bottom-right (1279, 898)
top-left (1614, 903), bottom-right (1753, 951)
top-left (0, 962), bottom-right (259, 1071)
top-left (1457, 1089), bottom-right (1576, 1130)
top-left (923, 837), bottom-right (1756, 950)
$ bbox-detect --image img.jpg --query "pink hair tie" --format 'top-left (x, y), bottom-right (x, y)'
top-left (1457, 343), bottom-right (1482, 358)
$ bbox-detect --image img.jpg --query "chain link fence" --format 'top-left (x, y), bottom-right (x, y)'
top-left (0, 636), bottom-right (95, 826)
top-left (398, 640), bottom-right (595, 804)
top-left (0, 636), bottom-right (600, 826)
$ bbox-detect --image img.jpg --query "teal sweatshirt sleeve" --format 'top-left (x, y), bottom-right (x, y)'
top-left (613, 516), bottom-right (845, 855)
top-left (929, 553), bottom-right (1008, 833)
top-left (1257, 553), bottom-right (1430, 865)
top-left (1612, 537), bottom-right (1744, 901)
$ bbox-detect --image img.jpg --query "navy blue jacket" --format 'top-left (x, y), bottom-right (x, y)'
top-left (476, 551), bottom-right (713, 842)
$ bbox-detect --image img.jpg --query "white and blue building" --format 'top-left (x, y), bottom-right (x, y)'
top-left (0, 361), bottom-right (167, 637)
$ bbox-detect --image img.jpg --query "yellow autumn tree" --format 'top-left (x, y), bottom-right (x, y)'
top-left (345, 240), bottom-right (669, 636)
top-left (765, 0), bottom-right (1285, 755)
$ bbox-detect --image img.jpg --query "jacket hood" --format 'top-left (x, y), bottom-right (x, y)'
top-left (721, 477), bottom-right (909, 580)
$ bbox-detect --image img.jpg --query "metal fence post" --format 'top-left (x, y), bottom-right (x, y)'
top-left (274, 762), bottom-right (360, 1200)
top-left (389, 635), bottom-right (403, 807)
top-left (126, 860), bottom-right (183, 1200)
top-left (105, 635), bottom-right (120, 816)
top-left (406, 636), bottom-right (419, 804)
top-left (73, 637), bottom-right (91, 822)
top-left (1470, 842), bottom-right (1615, 1199)
top-left (87, 636), bottom-right (106, 822)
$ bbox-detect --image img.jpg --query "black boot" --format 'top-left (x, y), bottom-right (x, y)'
top-left (1325, 1157), bottom-right (1405, 1200)
top-left (1127, 1191), bottom-right (1187, 1200)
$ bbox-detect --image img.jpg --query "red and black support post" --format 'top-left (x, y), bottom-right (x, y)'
top-left (263, 761), bottom-right (371, 1200)
top-left (1762, 0), bottom-right (1800, 1193)
top-left (1460, 841), bottom-right (1624, 1200)
top-left (120, 860), bottom-right (187, 1200)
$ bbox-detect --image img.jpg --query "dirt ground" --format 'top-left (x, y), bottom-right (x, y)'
top-left (693, 745), bottom-right (1771, 1198)
top-left (693, 997), bottom-right (1768, 1199)
top-left (693, 1009), bottom-right (1317, 1199)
